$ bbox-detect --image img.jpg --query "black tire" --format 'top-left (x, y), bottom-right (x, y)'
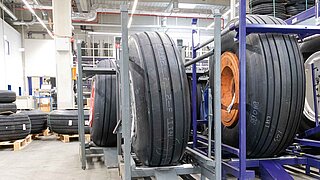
top-left (49, 110), bottom-right (90, 135)
top-left (0, 103), bottom-right (17, 114)
top-left (251, 3), bottom-right (286, 14)
top-left (187, 78), bottom-right (207, 120)
top-left (0, 113), bottom-right (31, 141)
top-left (129, 32), bottom-right (190, 166)
top-left (91, 60), bottom-right (117, 147)
top-left (218, 15), bottom-right (305, 158)
top-left (20, 110), bottom-right (48, 134)
top-left (0, 90), bottom-right (16, 103)
top-left (250, 0), bottom-right (286, 7)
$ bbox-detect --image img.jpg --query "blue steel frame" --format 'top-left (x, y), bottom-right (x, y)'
top-left (191, 0), bottom-right (320, 179)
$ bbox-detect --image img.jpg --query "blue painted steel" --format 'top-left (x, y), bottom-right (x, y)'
top-left (192, 30), bottom-right (198, 149)
top-left (192, 18), bottom-right (198, 25)
top-left (285, 6), bottom-right (315, 25)
top-left (295, 138), bottom-right (320, 147)
top-left (233, 24), bottom-right (320, 40)
top-left (40, 77), bottom-right (43, 89)
top-left (18, 87), bottom-right (21, 96)
top-left (259, 161), bottom-right (294, 180)
top-left (28, 77), bottom-right (32, 95)
top-left (197, 135), bottom-right (240, 156)
top-left (7, 85), bottom-right (11, 90)
top-left (303, 126), bottom-right (320, 137)
top-left (239, 0), bottom-right (247, 179)
top-left (228, 157), bottom-right (308, 168)
top-left (222, 162), bottom-right (255, 179)
top-left (311, 63), bottom-right (319, 127)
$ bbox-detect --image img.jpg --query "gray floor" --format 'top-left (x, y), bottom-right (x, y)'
top-left (0, 135), bottom-right (120, 180)
top-left (0, 135), bottom-right (319, 180)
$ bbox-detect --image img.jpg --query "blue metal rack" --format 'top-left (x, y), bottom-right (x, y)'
top-left (190, 0), bottom-right (320, 179)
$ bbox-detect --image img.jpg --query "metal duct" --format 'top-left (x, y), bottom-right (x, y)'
top-left (0, 2), bottom-right (18, 21)
top-left (72, 11), bottom-right (97, 21)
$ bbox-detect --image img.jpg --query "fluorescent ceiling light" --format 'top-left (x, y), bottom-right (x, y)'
top-left (128, 0), bottom-right (139, 29)
top-left (21, 0), bottom-right (54, 38)
top-left (178, 3), bottom-right (197, 9)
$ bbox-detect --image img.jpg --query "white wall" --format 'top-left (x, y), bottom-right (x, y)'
top-left (24, 39), bottom-right (56, 77)
top-left (0, 19), bottom-right (24, 94)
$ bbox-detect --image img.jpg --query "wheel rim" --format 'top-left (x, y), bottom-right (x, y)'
top-left (221, 52), bottom-right (239, 127)
top-left (304, 51), bottom-right (320, 122)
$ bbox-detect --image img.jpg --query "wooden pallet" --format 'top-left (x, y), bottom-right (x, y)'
top-left (0, 135), bottom-right (32, 151)
top-left (58, 134), bottom-right (90, 143)
top-left (31, 128), bottom-right (51, 139)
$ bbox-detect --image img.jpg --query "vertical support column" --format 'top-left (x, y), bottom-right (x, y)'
top-left (239, 0), bottom-right (247, 179)
top-left (76, 42), bottom-right (86, 170)
top-left (192, 30), bottom-right (198, 149)
top-left (120, 5), bottom-right (131, 180)
top-left (53, 0), bottom-right (74, 109)
top-left (230, 0), bottom-right (236, 19)
top-left (311, 63), bottom-right (319, 126)
top-left (213, 9), bottom-right (222, 180)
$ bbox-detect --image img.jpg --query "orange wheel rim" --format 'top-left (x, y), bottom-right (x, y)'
top-left (221, 52), bottom-right (239, 127)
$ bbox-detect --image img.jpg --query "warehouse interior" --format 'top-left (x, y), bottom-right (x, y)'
top-left (1, 0), bottom-right (320, 179)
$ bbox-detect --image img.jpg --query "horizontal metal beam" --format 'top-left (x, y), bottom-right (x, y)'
top-left (131, 164), bottom-right (201, 178)
top-left (82, 67), bottom-right (117, 76)
top-left (295, 138), bottom-right (320, 147)
top-left (184, 50), bottom-right (214, 67)
top-left (137, 0), bottom-right (229, 6)
top-left (232, 24), bottom-right (320, 39)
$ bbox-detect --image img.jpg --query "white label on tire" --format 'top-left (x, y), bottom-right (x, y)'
top-left (68, 120), bottom-right (72, 126)
top-left (23, 124), bottom-right (26, 130)
top-left (85, 120), bottom-right (89, 126)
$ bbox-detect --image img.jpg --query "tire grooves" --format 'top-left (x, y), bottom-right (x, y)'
top-left (145, 32), bottom-right (165, 166)
top-left (272, 17), bottom-right (300, 154)
top-left (134, 34), bottom-right (155, 164)
top-left (167, 34), bottom-right (188, 163)
top-left (248, 15), bottom-right (279, 156)
top-left (155, 32), bottom-right (175, 164)
top-left (245, 16), bottom-right (270, 156)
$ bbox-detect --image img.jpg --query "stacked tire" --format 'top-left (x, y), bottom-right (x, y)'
top-left (217, 15), bottom-right (305, 158)
top-left (0, 90), bottom-right (17, 114)
top-left (250, 0), bottom-right (288, 20)
top-left (129, 32), bottom-right (190, 166)
top-left (49, 109), bottom-right (90, 135)
top-left (0, 90), bottom-right (31, 141)
top-left (20, 110), bottom-right (48, 134)
top-left (90, 60), bottom-right (117, 147)
top-left (286, 0), bottom-right (314, 17)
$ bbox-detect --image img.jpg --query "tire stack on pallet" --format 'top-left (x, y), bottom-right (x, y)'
top-left (20, 110), bottom-right (48, 138)
top-left (250, 0), bottom-right (288, 20)
top-left (286, 0), bottom-right (314, 17)
top-left (48, 109), bottom-right (90, 142)
top-left (0, 90), bottom-right (32, 150)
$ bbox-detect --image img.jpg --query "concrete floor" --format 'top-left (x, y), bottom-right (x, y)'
top-left (0, 135), bottom-right (120, 180)
top-left (0, 135), bottom-right (319, 180)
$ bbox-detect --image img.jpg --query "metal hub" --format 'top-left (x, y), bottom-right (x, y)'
top-left (221, 52), bottom-right (239, 127)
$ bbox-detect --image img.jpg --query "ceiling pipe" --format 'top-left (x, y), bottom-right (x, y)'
top-left (0, 2), bottom-right (18, 21)
top-left (31, 0), bottom-right (48, 20)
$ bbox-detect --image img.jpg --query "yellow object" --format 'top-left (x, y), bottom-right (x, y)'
top-left (72, 67), bottom-right (77, 80)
